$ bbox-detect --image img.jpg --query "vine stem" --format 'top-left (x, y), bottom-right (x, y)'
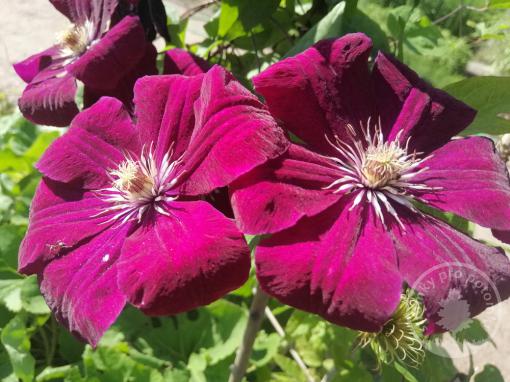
top-left (264, 307), bottom-right (316, 382)
top-left (228, 285), bottom-right (270, 382)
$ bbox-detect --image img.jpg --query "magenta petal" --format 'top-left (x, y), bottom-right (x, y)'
top-left (13, 46), bottom-right (60, 83)
top-left (133, 73), bottom-right (204, 161)
top-left (117, 201), bottom-right (250, 315)
top-left (37, 97), bottom-right (139, 189)
top-left (256, 200), bottom-right (402, 331)
top-left (68, 16), bottom-right (145, 90)
top-left (163, 48), bottom-right (212, 76)
top-left (180, 66), bottom-right (289, 195)
top-left (50, 0), bottom-right (119, 31)
top-left (253, 33), bottom-right (374, 155)
top-left (19, 178), bottom-right (112, 275)
top-left (493, 229), bottom-right (510, 244)
top-left (40, 223), bottom-right (130, 346)
top-left (414, 137), bottom-right (510, 231)
top-left (231, 144), bottom-right (344, 234)
top-left (83, 43), bottom-right (158, 109)
top-left (390, 211), bottom-right (510, 334)
top-left (373, 52), bottom-right (476, 153)
top-left (18, 71), bottom-right (79, 127)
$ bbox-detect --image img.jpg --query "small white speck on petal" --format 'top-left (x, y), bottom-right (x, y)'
top-left (102, 254), bottom-right (110, 263)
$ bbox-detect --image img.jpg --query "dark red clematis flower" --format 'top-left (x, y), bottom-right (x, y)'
top-left (18, 66), bottom-right (288, 345)
top-left (231, 34), bottom-right (510, 334)
top-left (13, 0), bottom-right (156, 127)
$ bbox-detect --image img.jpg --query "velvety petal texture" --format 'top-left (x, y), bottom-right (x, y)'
top-left (134, 66), bottom-right (289, 195)
top-left (14, 2), bottom-right (156, 126)
top-left (40, 225), bottom-right (130, 346)
top-left (163, 48), bottom-right (212, 76)
top-left (231, 144), bottom-right (344, 234)
top-left (18, 72), bottom-right (79, 127)
top-left (36, 97), bottom-right (139, 190)
top-left (414, 137), bottom-right (510, 231)
top-left (389, 210), bottom-right (510, 334)
top-left (67, 16), bottom-right (146, 89)
top-left (257, 199), bottom-right (402, 331)
top-left (118, 201), bottom-right (250, 315)
top-left (20, 65), bottom-right (286, 345)
top-left (233, 33), bottom-right (510, 333)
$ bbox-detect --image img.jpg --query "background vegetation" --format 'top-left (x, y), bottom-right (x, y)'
top-left (1, 0), bottom-right (510, 380)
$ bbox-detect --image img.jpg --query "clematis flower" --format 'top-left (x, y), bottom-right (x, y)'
top-left (13, 0), bottom-right (156, 127)
top-left (231, 34), bottom-right (510, 334)
top-left (18, 66), bottom-right (288, 345)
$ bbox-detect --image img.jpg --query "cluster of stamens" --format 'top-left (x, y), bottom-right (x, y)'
top-left (357, 290), bottom-right (427, 368)
top-left (58, 20), bottom-right (95, 58)
top-left (323, 118), bottom-right (438, 229)
top-left (93, 144), bottom-right (184, 226)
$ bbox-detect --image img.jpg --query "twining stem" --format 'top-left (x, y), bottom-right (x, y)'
top-left (264, 307), bottom-right (316, 382)
top-left (228, 285), bottom-right (270, 382)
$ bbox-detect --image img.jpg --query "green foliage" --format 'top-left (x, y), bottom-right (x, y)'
top-left (1, 1), bottom-right (509, 381)
top-left (444, 76), bottom-right (510, 135)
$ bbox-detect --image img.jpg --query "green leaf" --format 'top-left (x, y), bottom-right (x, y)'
top-left (490, 0), bottom-right (510, 9)
top-left (393, 361), bottom-right (419, 382)
top-left (474, 364), bottom-right (504, 382)
top-left (251, 331), bottom-right (281, 368)
top-left (1, 314), bottom-right (36, 382)
top-left (273, 354), bottom-right (306, 382)
top-left (451, 319), bottom-right (493, 349)
top-left (443, 76), bottom-right (510, 135)
top-left (0, 224), bottom-right (24, 269)
top-left (36, 366), bottom-right (79, 382)
top-left (285, 1), bottom-right (346, 57)
top-left (218, 1), bottom-right (239, 36)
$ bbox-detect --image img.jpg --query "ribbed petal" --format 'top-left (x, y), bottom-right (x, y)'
top-left (163, 48), bottom-right (212, 76)
top-left (253, 33), bottom-right (374, 155)
top-left (231, 144), bottom-right (344, 234)
top-left (18, 70), bottom-right (79, 127)
top-left (68, 16), bottom-right (146, 90)
top-left (389, 210), bottom-right (510, 334)
top-left (134, 73), bottom-right (204, 161)
top-left (134, 66), bottom-right (288, 196)
top-left (373, 52), bottom-right (476, 153)
top-left (180, 66), bottom-right (288, 195)
top-left (117, 201), bottom-right (250, 315)
top-left (39, 222), bottom-right (130, 346)
top-left (413, 137), bottom-right (510, 231)
top-left (256, 198), bottom-right (402, 332)
top-left (19, 178), bottom-right (113, 275)
top-left (36, 97), bottom-right (139, 189)
top-left (50, 0), bottom-right (119, 32)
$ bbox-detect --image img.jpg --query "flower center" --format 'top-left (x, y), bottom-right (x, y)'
top-left (362, 144), bottom-right (407, 189)
top-left (110, 159), bottom-right (155, 201)
top-left (58, 21), bottom-right (94, 57)
top-left (323, 118), bottom-right (438, 229)
top-left (93, 145), bottom-right (184, 225)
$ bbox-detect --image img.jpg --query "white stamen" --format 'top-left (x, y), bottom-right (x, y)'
top-left (93, 144), bottom-right (184, 226)
top-left (58, 19), bottom-right (96, 58)
top-left (323, 118), bottom-right (438, 229)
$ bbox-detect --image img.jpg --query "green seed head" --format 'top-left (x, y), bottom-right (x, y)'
top-left (357, 290), bottom-right (427, 369)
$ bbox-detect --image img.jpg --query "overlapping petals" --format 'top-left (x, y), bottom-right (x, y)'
top-left (20, 66), bottom-right (287, 345)
top-left (14, 0), bottom-right (156, 126)
top-left (232, 33), bottom-right (510, 333)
